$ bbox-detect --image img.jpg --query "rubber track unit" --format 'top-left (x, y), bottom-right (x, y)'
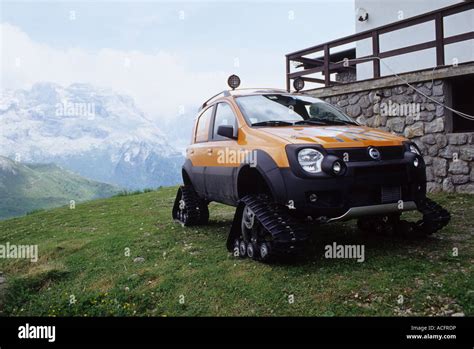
top-left (172, 185), bottom-right (209, 226)
top-left (414, 197), bottom-right (451, 235)
top-left (226, 194), bottom-right (310, 259)
top-left (358, 197), bottom-right (451, 236)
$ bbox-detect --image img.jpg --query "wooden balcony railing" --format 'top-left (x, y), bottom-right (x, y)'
top-left (285, 1), bottom-right (474, 91)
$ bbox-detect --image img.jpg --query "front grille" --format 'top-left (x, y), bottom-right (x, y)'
top-left (347, 185), bottom-right (403, 207)
top-left (354, 164), bottom-right (407, 177)
top-left (347, 186), bottom-right (380, 206)
top-left (326, 146), bottom-right (404, 162)
top-left (381, 185), bottom-right (401, 203)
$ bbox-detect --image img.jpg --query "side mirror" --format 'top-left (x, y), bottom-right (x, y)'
top-left (217, 125), bottom-right (237, 139)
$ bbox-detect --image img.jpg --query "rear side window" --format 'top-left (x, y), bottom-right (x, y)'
top-left (195, 107), bottom-right (213, 143)
top-left (213, 103), bottom-right (238, 140)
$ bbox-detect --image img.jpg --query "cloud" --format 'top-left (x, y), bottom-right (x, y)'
top-left (0, 22), bottom-right (229, 121)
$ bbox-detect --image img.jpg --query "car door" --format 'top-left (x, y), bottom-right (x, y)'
top-left (187, 105), bottom-right (214, 198)
top-left (204, 102), bottom-right (240, 204)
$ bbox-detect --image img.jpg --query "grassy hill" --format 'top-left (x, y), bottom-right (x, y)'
top-left (0, 187), bottom-right (472, 316)
top-left (0, 156), bottom-right (121, 219)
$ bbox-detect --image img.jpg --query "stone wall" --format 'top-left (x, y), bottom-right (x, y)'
top-left (335, 70), bottom-right (357, 84)
top-left (311, 79), bottom-right (474, 194)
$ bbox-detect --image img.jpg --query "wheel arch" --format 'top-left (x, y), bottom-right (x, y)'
top-left (182, 168), bottom-right (192, 186)
top-left (182, 160), bottom-right (193, 186)
top-left (235, 150), bottom-right (287, 205)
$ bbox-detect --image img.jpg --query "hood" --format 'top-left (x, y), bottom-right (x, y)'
top-left (258, 125), bottom-right (406, 148)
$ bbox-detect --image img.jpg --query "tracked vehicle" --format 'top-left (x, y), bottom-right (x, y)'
top-left (172, 76), bottom-right (450, 262)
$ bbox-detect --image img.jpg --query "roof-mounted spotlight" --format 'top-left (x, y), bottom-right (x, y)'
top-left (293, 77), bottom-right (305, 92)
top-left (227, 74), bottom-right (241, 90)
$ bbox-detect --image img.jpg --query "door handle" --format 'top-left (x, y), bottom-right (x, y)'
top-left (207, 149), bottom-right (213, 155)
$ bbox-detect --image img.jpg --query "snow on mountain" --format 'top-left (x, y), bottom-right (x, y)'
top-left (0, 156), bottom-right (18, 175)
top-left (0, 82), bottom-right (183, 189)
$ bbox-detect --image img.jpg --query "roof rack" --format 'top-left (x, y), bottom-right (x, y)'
top-left (199, 88), bottom-right (292, 110)
top-left (200, 90), bottom-right (230, 110)
top-left (229, 88), bottom-right (288, 94)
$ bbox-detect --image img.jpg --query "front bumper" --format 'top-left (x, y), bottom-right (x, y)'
top-left (279, 144), bottom-right (426, 218)
top-left (326, 201), bottom-right (418, 222)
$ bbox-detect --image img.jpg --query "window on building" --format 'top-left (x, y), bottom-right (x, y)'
top-left (448, 75), bottom-right (474, 133)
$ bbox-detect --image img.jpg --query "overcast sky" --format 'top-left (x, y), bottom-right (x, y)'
top-left (1, 0), bottom-right (356, 121)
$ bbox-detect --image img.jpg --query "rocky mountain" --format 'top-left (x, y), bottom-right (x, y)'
top-left (161, 110), bottom-right (197, 154)
top-left (0, 156), bottom-right (121, 220)
top-left (0, 83), bottom-right (183, 189)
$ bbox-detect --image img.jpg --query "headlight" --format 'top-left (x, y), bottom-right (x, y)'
top-left (298, 148), bottom-right (323, 173)
top-left (409, 144), bottom-right (421, 156)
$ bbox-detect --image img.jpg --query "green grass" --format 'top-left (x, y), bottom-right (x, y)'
top-left (0, 156), bottom-right (121, 220)
top-left (0, 187), bottom-right (472, 316)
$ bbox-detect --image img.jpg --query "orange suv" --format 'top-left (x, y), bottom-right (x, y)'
top-left (172, 80), bottom-right (450, 262)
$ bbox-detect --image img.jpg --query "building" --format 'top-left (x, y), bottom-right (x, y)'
top-left (286, 0), bottom-right (474, 193)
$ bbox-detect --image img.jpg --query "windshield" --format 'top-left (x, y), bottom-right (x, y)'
top-left (235, 94), bottom-right (357, 126)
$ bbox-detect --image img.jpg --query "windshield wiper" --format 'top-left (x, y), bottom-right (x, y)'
top-left (293, 120), bottom-right (328, 126)
top-left (252, 120), bottom-right (294, 126)
top-left (295, 119), bottom-right (357, 126)
top-left (325, 119), bottom-right (358, 126)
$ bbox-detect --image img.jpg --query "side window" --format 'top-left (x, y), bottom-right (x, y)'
top-left (195, 107), bottom-right (213, 143)
top-left (213, 103), bottom-right (238, 140)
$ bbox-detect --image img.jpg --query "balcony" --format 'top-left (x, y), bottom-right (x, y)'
top-left (285, 1), bottom-right (474, 92)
